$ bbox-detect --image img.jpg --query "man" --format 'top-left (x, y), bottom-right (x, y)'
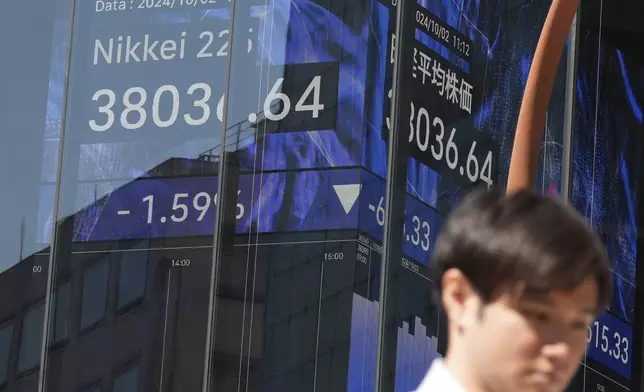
top-left (416, 189), bottom-right (611, 392)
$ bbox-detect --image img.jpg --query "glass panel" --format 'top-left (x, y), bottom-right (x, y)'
top-left (53, 280), bottom-right (71, 343)
top-left (0, 322), bottom-right (13, 386)
top-left (539, 24), bottom-right (569, 196)
top-left (18, 302), bottom-right (45, 375)
top-left (569, 0), bottom-right (642, 389)
top-left (0, 0), bottom-right (68, 263)
top-left (82, 383), bottom-right (102, 392)
top-left (80, 259), bottom-right (109, 331)
top-left (376, 0), bottom-right (496, 389)
top-left (113, 364), bottom-right (138, 392)
top-left (43, 0), bottom-right (233, 389)
top-left (0, 0), bottom-right (70, 389)
top-left (206, 0), bottom-right (370, 391)
top-left (377, 0), bottom-right (584, 390)
top-left (117, 246), bottom-right (149, 310)
top-left (203, 0), bottom-right (570, 390)
top-left (28, 0), bottom-right (640, 392)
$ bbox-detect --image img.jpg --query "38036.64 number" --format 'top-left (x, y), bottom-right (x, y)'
top-left (408, 101), bottom-right (493, 187)
top-left (89, 83), bottom-right (213, 132)
top-left (384, 92), bottom-right (494, 187)
top-left (88, 75), bottom-right (327, 132)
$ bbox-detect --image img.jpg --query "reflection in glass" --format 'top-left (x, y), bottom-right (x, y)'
top-left (82, 383), bottom-right (102, 392)
top-left (24, 0), bottom-right (642, 390)
top-left (117, 250), bottom-right (148, 310)
top-left (0, 0), bottom-right (69, 387)
top-left (53, 280), bottom-right (71, 343)
top-left (113, 364), bottom-right (138, 392)
top-left (18, 302), bottom-right (45, 374)
top-left (81, 260), bottom-right (109, 331)
top-left (0, 322), bottom-right (13, 385)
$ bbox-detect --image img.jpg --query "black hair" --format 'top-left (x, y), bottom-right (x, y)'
top-left (431, 188), bottom-right (611, 310)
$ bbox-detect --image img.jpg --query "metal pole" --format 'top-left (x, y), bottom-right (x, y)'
top-left (38, 0), bottom-right (78, 390)
top-left (202, 0), bottom-right (241, 390)
top-left (561, 12), bottom-right (579, 201)
top-left (374, 0), bottom-right (408, 391)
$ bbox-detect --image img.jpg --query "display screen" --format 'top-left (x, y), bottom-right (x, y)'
top-left (378, 0), bottom-right (640, 390)
top-left (74, 169), bottom-right (360, 241)
top-left (41, 0), bottom-right (509, 242)
top-left (569, 4), bottom-right (643, 389)
top-left (585, 312), bottom-right (632, 379)
top-left (573, 24), bottom-right (639, 327)
top-left (73, 166), bottom-right (443, 264)
top-left (369, 0), bottom-right (491, 389)
top-left (42, 0), bottom-right (365, 242)
top-left (64, 0), bottom-right (358, 169)
top-left (390, 2), bottom-right (498, 190)
top-left (43, 0), bottom-right (564, 239)
top-left (32, 0), bottom-right (640, 390)
top-left (347, 230), bottom-right (444, 392)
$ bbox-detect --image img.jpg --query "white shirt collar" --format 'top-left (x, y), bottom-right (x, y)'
top-left (415, 359), bottom-right (468, 392)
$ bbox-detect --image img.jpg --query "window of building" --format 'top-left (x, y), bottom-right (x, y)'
top-left (113, 363), bottom-right (138, 392)
top-left (80, 259), bottom-right (109, 331)
top-left (53, 280), bottom-right (71, 344)
top-left (80, 381), bottom-right (102, 392)
top-left (0, 321), bottom-right (13, 385)
top-left (18, 302), bottom-right (45, 374)
top-left (117, 249), bottom-right (148, 311)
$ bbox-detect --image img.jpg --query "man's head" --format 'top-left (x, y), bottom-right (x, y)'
top-left (432, 189), bottom-right (611, 392)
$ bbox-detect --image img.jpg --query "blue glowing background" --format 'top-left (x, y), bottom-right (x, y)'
top-left (362, 0), bottom-right (566, 213)
top-left (571, 28), bottom-right (643, 324)
top-left (40, 0), bottom-right (567, 241)
top-left (39, 0), bottom-right (371, 242)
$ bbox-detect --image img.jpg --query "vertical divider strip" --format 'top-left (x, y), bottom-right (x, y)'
top-left (561, 11), bottom-right (579, 202)
top-left (39, 0), bottom-right (79, 391)
top-left (38, 0), bottom-right (76, 392)
top-left (375, 1), bottom-right (410, 391)
top-left (201, 0), bottom-right (241, 390)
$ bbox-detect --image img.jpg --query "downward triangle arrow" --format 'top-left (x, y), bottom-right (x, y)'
top-left (333, 184), bottom-right (362, 214)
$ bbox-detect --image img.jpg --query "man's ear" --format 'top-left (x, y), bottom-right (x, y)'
top-left (441, 268), bottom-right (480, 332)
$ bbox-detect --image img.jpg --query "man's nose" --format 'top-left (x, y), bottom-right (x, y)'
top-left (541, 325), bottom-right (574, 363)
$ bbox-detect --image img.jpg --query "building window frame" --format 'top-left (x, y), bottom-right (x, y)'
top-left (51, 277), bottom-right (72, 348)
top-left (115, 245), bottom-right (150, 316)
top-left (16, 299), bottom-right (45, 378)
top-left (79, 257), bottom-right (110, 335)
top-left (111, 355), bottom-right (141, 392)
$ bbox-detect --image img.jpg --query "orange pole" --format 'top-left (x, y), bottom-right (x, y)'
top-left (506, 0), bottom-right (580, 193)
